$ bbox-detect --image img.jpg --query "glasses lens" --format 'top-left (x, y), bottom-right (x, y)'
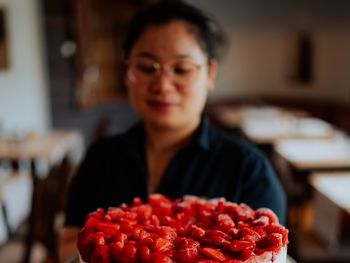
top-left (127, 59), bottom-right (202, 85)
top-left (128, 59), bottom-right (158, 84)
top-left (172, 61), bottom-right (200, 85)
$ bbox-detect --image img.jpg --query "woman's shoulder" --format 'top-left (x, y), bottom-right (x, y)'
top-left (87, 122), bottom-right (144, 155)
top-left (209, 126), bottom-right (264, 160)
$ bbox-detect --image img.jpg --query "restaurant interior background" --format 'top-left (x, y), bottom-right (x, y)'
top-left (0, 0), bottom-right (349, 262)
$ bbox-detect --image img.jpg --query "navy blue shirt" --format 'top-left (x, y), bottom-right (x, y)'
top-left (65, 117), bottom-right (286, 227)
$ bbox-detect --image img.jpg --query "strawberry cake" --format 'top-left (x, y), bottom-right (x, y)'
top-left (77, 194), bottom-right (288, 262)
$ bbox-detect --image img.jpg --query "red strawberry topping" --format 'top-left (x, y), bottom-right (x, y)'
top-left (77, 194), bottom-right (288, 262)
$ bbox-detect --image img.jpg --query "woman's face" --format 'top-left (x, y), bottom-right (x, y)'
top-left (126, 20), bottom-right (217, 130)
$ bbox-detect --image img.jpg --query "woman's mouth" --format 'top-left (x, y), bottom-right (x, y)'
top-left (147, 100), bottom-right (176, 111)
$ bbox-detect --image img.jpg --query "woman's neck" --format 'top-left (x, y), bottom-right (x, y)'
top-left (145, 119), bottom-right (201, 154)
top-left (145, 118), bottom-right (201, 194)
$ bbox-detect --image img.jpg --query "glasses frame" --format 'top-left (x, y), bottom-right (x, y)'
top-left (125, 59), bottom-right (206, 85)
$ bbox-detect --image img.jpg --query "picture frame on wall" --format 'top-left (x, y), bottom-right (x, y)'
top-left (0, 8), bottom-right (8, 70)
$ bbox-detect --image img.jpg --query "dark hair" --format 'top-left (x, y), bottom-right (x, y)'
top-left (122, 0), bottom-right (226, 62)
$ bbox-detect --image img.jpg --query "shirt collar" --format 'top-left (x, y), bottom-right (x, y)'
top-left (192, 115), bottom-right (211, 151)
top-left (124, 115), bottom-right (212, 153)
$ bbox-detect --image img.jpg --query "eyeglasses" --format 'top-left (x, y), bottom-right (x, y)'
top-left (126, 58), bottom-right (205, 85)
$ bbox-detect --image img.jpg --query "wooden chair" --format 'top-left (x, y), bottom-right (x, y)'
top-left (23, 157), bottom-right (74, 263)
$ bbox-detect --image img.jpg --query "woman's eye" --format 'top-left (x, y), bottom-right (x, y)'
top-left (136, 64), bottom-right (156, 74)
top-left (174, 66), bottom-right (194, 75)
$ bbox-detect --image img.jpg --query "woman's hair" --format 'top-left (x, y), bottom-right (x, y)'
top-left (122, 0), bottom-right (227, 62)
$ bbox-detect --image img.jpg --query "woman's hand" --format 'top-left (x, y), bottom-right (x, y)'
top-left (58, 226), bottom-right (80, 263)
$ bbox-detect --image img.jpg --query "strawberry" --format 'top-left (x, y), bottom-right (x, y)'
top-left (104, 214), bottom-right (112, 222)
top-left (139, 237), bottom-right (154, 246)
top-left (209, 236), bottom-right (231, 248)
top-left (108, 231), bottom-right (127, 245)
top-left (158, 226), bottom-right (177, 241)
top-left (132, 197), bottom-right (143, 207)
top-left (237, 228), bottom-right (261, 242)
top-left (201, 247), bottom-right (226, 261)
top-left (107, 208), bottom-right (126, 220)
top-left (255, 208), bottom-right (279, 224)
top-left (206, 230), bottom-right (231, 241)
top-left (151, 214), bottom-right (160, 227)
top-left (149, 253), bottom-right (173, 263)
top-left (153, 238), bottom-right (174, 253)
top-left (250, 215), bottom-right (270, 226)
top-left (240, 248), bottom-right (254, 261)
top-left (95, 222), bottom-right (120, 235)
top-left (149, 194), bottom-right (171, 206)
top-left (132, 204), bottom-right (153, 221)
top-left (118, 244), bottom-right (138, 263)
top-left (131, 226), bottom-right (151, 240)
top-left (139, 246), bottom-right (151, 262)
top-left (265, 225), bottom-right (288, 244)
top-left (198, 260), bottom-right (224, 263)
top-left (84, 215), bottom-right (104, 229)
top-left (110, 241), bottom-right (124, 260)
top-left (216, 214), bottom-right (235, 231)
top-left (90, 245), bottom-right (111, 263)
top-left (257, 233), bottom-right (283, 251)
top-left (251, 226), bottom-right (267, 239)
top-left (188, 225), bottom-right (206, 240)
top-left (229, 240), bottom-right (255, 252)
top-left (175, 247), bottom-right (198, 263)
top-left (175, 237), bottom-right (200, 250)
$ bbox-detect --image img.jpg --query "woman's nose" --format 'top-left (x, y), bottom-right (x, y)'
top-left (150, 71), bottom-right (175, 93)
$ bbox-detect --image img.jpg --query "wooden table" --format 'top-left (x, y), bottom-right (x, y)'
top-left (274, 141), bottom-right (350, 262)
top-left (310, 172), bottom-right (350, 249)
top-left (287, 172), bottom-right (350, 263)
top-left (274, 137), bottom-right (350, 172)
top-left (0, 131), bottom-right (83, 174)
top-left (213, 105), bottom-right (289, 129)
top-left (216, 106), bottom-right (331, 142)
top-left (0, 130), bottom-right (84, 263)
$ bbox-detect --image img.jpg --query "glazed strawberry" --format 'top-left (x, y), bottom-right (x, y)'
top-left (240, 248), bottom-right (254, 261)
top-left (175, 237), bottom-right (200, 250)
top-left (229, 240), bottom-right (255, 252)
top-left (95, 222), bottom-right (120, 235)
top-left (78, 232), bottom-right (105, 261)
top-left (216, 213), bottom-right (235, 231)
top-left (188, 225), bottom-right (206, 240)
top-left (175, 247), bottom-right (198, 263)
top-left (131, 226), bottom-right (151, 240)
top-left (110, 241), bottom-right (124, 260)
top-left (265, 225), bottom-right (288, 244)
top-left (148, 253), bottom-right (173, 263)
top-left (118, 244), bottom-right (138, 263)
top-left (237, 227), bottom-right (261, 242)
top-left (201, 247), bottom-right (226, 261)
top-left (255, 208), bottom-right (279, 225)
top-left (131, 197), bottom-right (143, 207)
top-left (90, 245), bottom-right (111, 263)
top-left (257, 233), bottom-right (283, 252)
top-left (157, 226), bottom-right (177, 241)
top-left (139, 246), bottom-right (151, 262)
top-left (149, 194), bottom-right (172, 205)
top-left (251, 215), bottom-right (270, 226)
top-left (107, 208), bottom-right (126, 221)
top-left (153, 237), bottom-right (174, 253)
top-left (131, 204), bottom-right (153, 222)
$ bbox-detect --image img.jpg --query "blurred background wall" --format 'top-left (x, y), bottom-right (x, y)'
top-left (0, 0), bottom-right (50, 133)
top-left (187, 0), bottom-right (350, 104)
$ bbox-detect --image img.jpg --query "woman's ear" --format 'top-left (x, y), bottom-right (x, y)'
top-left (207, 59), bottom-right (218, 91)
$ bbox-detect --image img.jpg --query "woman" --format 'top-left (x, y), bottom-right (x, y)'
top-left (59, 1), bottom-right (286, 261)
